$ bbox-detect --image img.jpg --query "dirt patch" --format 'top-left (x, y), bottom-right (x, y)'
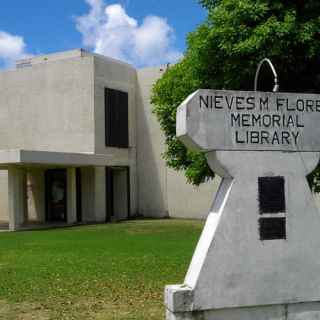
top-left (0, 296), bottom-right (163, 320)
top-left (0, 301), bottom-right (50, 320)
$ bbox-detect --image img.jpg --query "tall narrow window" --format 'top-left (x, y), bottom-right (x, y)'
top-left (105, 88), bottom-right (129, 148)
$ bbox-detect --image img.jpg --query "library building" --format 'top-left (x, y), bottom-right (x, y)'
top-left (0, 49), bottom-right (219, 231)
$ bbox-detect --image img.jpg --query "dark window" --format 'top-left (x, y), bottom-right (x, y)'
top-left (45, 169), bottom-right (67, 223)
top-left (105, 167), bottom-right (114, 222)
top-left (259, 218), bottom-right (286, 240)
top-left (258, 176), bottom-right (285, 214)
top-left (105, 88), bottom-right (129, 148)
top-left (76, 168), bottom-right (82, 223)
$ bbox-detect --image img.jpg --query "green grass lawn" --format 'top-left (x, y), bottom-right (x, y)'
top-left (0, 219), bottom-right (203, 320)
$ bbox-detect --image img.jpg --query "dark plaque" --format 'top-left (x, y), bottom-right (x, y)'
top-left (258, 176), bottom-right (285, 214)
top-left (259, 217), bottom-right (286, 240)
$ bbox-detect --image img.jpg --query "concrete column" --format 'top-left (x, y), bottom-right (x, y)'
top-left (67, 167), bottom-right (77, 224)
top-left (0, 170), bottom-right (9, 224)
top-left (128, 163), bottom-right (137, 217)
top-left (81, 167), bottom-right (95, 222)
top-left (94, 166), bottom-right (106, 222)
top-left (8, 166), bottom-right (26, 231)
top-left (113, 168), bottom-right (129, 221)
top-left (26, 168), bottom-right (45, 223)
top-left (78, 167), bottom-right (106, 223)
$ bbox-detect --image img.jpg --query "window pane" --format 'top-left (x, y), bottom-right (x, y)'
top-left (105, 88), bottom-right (129, 148)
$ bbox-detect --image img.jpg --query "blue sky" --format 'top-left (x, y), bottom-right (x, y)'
top-left (0, 0), bottom-right (207, 68)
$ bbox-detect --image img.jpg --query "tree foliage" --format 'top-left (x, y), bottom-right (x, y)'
top-left (152, 0), bottom-right (320, 189)
top-left (198, 0), bottom-right (219, 10)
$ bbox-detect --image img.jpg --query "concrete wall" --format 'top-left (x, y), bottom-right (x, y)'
top-left (93, 55), bottom-right (137, 154)
top-left (136, 66), bottom-right (219, 219)
top-left (93, 55), bottom-right (138, 216)
top-left (136, 67), bottom-right (168, 217)
top-left (167, 169), bottom-right (221, 219)
top-left (0, 54), bottom-right (95, 153)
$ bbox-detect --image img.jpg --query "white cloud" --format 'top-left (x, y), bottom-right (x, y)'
top-left (76, 1), bottom-right (182, 67)
top-left (0, 31), bottom-right (30, 68)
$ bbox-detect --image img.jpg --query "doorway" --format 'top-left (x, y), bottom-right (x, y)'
top-left (45, 169), bottom-right (67, 222)
top-left (106, 167), bottom-right (130, 222)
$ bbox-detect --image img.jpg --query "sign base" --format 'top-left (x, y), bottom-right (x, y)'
top-left (165, 151), bottom-right (320, 319)
top-left (166, 301), bottom-right (320, 320)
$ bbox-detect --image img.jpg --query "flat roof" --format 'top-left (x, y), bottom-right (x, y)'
top-left (0, 150), bottom-right (128, 167)
top-left (15, 48), bottom-right (135, 70)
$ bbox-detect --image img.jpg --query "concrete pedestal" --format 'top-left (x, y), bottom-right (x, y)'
top-left (165, 151), bottom-right (320, 319)
top-left (166, 302), bottom-right (320, 320)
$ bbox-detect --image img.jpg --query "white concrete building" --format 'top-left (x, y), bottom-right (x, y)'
top-left (0, 49), bottom-right (219, 231)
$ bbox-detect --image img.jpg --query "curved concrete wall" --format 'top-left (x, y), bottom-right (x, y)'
top-left (136, 66), bottom-right (219, 219)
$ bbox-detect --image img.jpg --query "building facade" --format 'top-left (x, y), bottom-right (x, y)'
top-left (0, 49), bottom-right (218, 230)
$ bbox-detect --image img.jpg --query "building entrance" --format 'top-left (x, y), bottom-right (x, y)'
top-left (106, 167), bottom-right (130, 222)
top-left (45, 169), bottom-right (67, 222)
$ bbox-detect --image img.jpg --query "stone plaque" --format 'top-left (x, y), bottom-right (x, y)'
top-left (258, 176), bottom-right (285, 214)
top-left (177, 89), bottom-right (320, 152)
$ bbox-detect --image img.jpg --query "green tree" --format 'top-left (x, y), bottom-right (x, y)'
top-left (152, 0), bottom-right (320, 190)
top-left (199, 0), bottom-right (219, 9)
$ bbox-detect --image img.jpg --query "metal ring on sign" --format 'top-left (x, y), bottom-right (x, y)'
top-left (254, 58), bottom-right (279, 92)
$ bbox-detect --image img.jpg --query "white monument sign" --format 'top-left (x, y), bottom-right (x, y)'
top-left (177, 90), bottom-right (320, 152)
top-left (165, 89), bottom-right (320, 320)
